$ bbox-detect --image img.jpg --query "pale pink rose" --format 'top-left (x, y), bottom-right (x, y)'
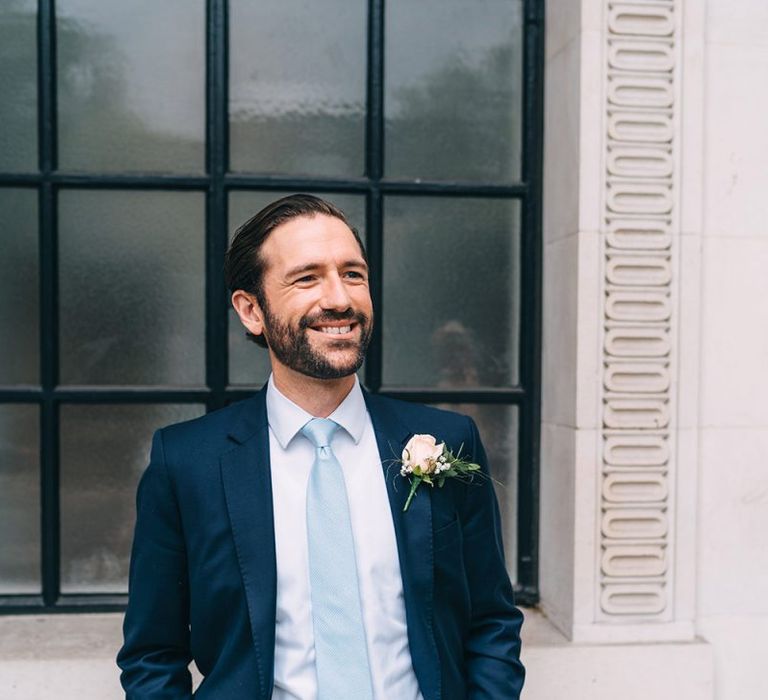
top-left (402, 434), bottom-right (445, 475)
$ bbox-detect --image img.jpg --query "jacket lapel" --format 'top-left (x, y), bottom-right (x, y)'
top-left (219, 387), bottom-right (276, 699)
top-left (364, 391), bottom-right (440, 700)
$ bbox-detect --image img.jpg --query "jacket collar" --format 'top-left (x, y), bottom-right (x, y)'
top-left (226, 385), bottom-right (269, 445)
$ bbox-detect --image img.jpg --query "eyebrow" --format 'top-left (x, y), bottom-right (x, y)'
top-left (284, 259), bottom-right (369, 279)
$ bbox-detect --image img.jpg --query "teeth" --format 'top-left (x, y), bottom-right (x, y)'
top-left (319, 325), bottom-right (351, 335)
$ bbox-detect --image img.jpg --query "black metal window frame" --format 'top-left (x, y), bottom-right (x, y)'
top-left (0, 0), bottom-right (543, 613)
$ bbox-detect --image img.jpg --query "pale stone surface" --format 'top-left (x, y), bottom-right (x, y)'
top-left (524, 609), bottom-right (713, 698)
top-left (3, 660), bottom-right (122, 700)
top-left (0, 613), bottom-right (121, 661)
top-left (705, 0), bottom-right (768, 47)
top-left (675, 235), bottom-right (703, 430)
top-left (538, 421), bottom-right (577, 636)
top-left (545, 0), bottom-right (582, 60)
top-left (0, 614), bottom-right (202, 699)
top-left (570, 427), bottom-right (600, 628)
top-left (523, 635), bottom-right (713, 700)
top-left (672, 427), bottom-right (700, 625)
top-left (703, 42), bottom-right (768, 239)
top-left (693, 4), bottom-right (768, 696)
top-left (541, 232), bottom-right (579, 427)
top-left (539, 423), bottom-right (604, 640)
top-left (699, 237), bottom-right (768, 427)
top-left (543, 32), bottom-right (581, 246)
top-left (697, 614), bottom-right (768, 699)
top-left (677, 1), bottom-right (705, 239)
top-left (575, 28), bottom-right (605, 236)
top-left (540, 0), bottom-right (602, 642)
top-left (0, 610), bottom-right (713, 700)
top-left (0, 614), bottom-right (123, 700)
top-left (698, 426), bottom-right (768, 615)
top-left (573, 231), bottom-right (601, 430)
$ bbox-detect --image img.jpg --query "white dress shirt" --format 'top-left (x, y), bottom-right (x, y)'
top-left (267, 375), bottom-right (423, 700)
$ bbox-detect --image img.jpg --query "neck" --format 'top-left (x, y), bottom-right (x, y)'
top-left (270, 364), bottom-right (356, 418)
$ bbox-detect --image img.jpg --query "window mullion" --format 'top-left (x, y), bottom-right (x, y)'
top-left (364, 0), bottom-right (385, 392)
top-left (38, 0), bottom-right (60, 608)
top-left (205, 0), bottom-right (229, 408)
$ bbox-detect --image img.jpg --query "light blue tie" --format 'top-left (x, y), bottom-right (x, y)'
top-left (302, 418), bottom-right (373, 700)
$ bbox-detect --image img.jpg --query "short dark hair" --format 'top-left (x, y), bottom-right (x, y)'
top-left (223, 193), bottom-right (366, 348)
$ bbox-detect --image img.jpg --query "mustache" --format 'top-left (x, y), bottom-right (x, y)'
top-left (299, 309), bottom-right (370, 329)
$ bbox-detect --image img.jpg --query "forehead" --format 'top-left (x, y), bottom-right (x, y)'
top-left (261, 214), bottom-right (365, 271)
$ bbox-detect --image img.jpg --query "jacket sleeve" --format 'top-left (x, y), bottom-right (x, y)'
top-left (117, 429), bottom-right (193, 699)
top-left (461, 415), bottom-right (525, 699)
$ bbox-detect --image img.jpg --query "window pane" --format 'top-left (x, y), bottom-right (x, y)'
top-left (0, 404), bottom-right (40, 594)
top-left (382, 197), bottom-right (520, 387)
top-left (59, 190), bottom-right (205, 386)
top-left (0, 0), bottom-right (37, 172)
top-left (57, 0), bottom-right (205, 173)
top-left (229, 0), bottom-right (366, 176)
top-left (0, 188), bottom-right (39, 384)
top-left (434, 403), bottom-right (518, 581)
top-left (60, 403), bottom-right (205, 593)
top-left (385, 0), bottom-right (524, 182)
top-left (227, 191), bottom-right (365, 387)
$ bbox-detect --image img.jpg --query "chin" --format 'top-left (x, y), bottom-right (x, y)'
top-left (324, 357), bottom-right (362, 376)
top-left (309, 337), bottom-right (358, 356)
top-left (318, 351), bottom-right (364, 377)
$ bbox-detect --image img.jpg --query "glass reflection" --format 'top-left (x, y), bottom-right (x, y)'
top-left (60, 403), bottom-right (205, 594)
top-left (383, 196), bottom-right (520, 387)
top-left (0, 188), bottom-right (39, 384)
top-left (385, 0), bottom-right (524, 182)
top-left (435, 403), bottom-right (518, 581)
top-left (227, 191), bottom-right (365, 387)
top-left (0, 0), bottom-right (37, 172)
top-left (59, 190), bottom-right (205, 386)
top-left (57, 0), bottom-right (205, 173)
top-left (0, 404), bottom-right (40, 594)
top-left (229, 0), bottom-right (366, 176)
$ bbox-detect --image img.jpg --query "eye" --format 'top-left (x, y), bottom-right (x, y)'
top-left (343, 270), bottom-right (365, 280)
top-left (294, 274), bottom-right (317, 284)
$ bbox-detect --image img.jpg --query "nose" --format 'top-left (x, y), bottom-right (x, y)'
top-left (319, 272), bottom-right (352, 311)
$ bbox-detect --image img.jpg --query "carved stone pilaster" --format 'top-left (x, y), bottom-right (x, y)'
top-left (599, 0), bottom-right (678, 621)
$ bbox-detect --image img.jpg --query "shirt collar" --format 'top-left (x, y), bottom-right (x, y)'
top-left (266, 373), bottom-right (366, 449)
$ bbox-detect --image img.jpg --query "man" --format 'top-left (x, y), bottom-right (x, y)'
top-left (117, 194), bottom-right (525, 699)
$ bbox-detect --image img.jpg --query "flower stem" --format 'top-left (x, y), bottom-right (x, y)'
top-left (403, 477), bottom-right (422, 512)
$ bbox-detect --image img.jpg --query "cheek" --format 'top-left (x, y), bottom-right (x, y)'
top-left (352, 289), bottom-right (374, 314)
top-left (279, 296), bottom-right (318, 324)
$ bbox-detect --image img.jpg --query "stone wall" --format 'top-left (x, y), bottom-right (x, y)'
top-left (540, 0), bottom-right (768, 697)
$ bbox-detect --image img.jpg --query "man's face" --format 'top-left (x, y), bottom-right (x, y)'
top-left (254, 214), bottom-right (373, 380)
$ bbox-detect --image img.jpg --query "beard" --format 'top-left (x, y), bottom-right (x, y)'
top-left (260, 304), bottom-right (372, 380)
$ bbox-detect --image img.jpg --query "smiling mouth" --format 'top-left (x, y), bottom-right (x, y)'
top-left (311, 322), bottom-right (356, 336)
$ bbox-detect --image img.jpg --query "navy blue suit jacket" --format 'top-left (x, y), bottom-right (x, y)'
top-left (117, 387), bottom-right (525, 699)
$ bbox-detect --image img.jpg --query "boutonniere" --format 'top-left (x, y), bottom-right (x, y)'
top-left (399, 433), bottom-right (483, 512)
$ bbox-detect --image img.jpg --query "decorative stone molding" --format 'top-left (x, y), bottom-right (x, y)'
top-left (599, 0), bottom-right (677, 621)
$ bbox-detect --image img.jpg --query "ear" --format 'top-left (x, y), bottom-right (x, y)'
top-left (231, 289), bottom-right (265, 339)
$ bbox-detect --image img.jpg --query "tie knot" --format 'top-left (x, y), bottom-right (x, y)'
top-left (301, 418), bottom-right (340, 449)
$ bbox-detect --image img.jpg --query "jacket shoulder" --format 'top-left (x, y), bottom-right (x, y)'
top-left (366, 392), bottom-right (474, 438)
top-left (156, 393), bottom-right (263, 462)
